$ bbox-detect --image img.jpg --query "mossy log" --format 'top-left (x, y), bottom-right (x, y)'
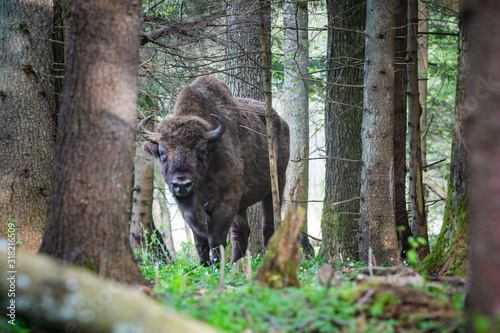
top-left (0, 240), bottom-right (219, 333)
top-left (255, 208), bottom-right (304, 288)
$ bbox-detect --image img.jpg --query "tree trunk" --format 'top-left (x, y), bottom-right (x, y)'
top-left (282, 0), bottom-right (314, 259)
top-left (226, 0), bottom-right (268, 257)
top-left (424, 3), bottom-right (469, 277)
top-left (226, 0), bottom-right (265, 101)
top-left (407, 0), bottom-right (430, 262)
top-left (153, 163), bottom-right (176, 258)
top-left (259, 0), bottom-right (280, 227)
top-left (255, 208), bottom-right (303, 289)
top-left (131, 140), bottom-right (169, 262)
top-left (466, 0), bottom-right (500, 322)
top-left (53, 0), bottom-right (69, 112)
top-left (394, 0), bottom-right (413, 258)
top-left (40, 0), bottom-right (145, 285)
top-left (359, 0), bottom-right (401, 265)
top-left (320, 0), bottom-right (365, 262)
top-left (418, 1), bottom-right (429, 165)
top-left (0, 0), bottom-right (57, 252)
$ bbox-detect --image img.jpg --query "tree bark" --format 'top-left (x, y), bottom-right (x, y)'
top-left (255, 208), bottom-right (303, 289)
top-left (131, 139), bottom-right (169, 262)
top-left (0, 242), bottom-right (219, 333)
top-left (423, 5), bottom-right (469, 277)
top-left (418, 1), bottom-right (429, 165)
top-left (359, 0), bottom-right (402, 265)
top-left (394, 0), bottom-right (413, 258)
top-left (53, 0), bottom-right (69, 113)
top-left (226, 0), bottom-right (265, 101)
top-left (282, 0), bottom-right (314, 259)
top-left (153, 163), bottom-right (176, 258)
top-left (407, 0), bottom-right (430, 261)
top-left (259, 0), bottom-right (280, 227)
top-left (320, 0), bottom-right (365, 262)
top-left (225, 0), bottom-right (269, 257)
top-left (0, 0), bottom-right (57, 252)
top-left (466, 0), bottom-right (500, 323)
top-left (40, 0), bottom-right (145, 285)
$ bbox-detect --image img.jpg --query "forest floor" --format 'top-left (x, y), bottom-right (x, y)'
top-left (138, 244), bottom-right (466, 333)
top-left (0, 244), bottom-right (467, 333)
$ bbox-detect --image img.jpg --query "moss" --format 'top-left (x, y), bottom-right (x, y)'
top-left (84, 259), bottom-right (94, 271)
top-left (424, 176), bottom-right (469, 277)
top-left (320, 205), bottom-right (358, 261)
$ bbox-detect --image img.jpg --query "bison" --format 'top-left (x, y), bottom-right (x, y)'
top-left (139, 75), bottom-right (290, 266)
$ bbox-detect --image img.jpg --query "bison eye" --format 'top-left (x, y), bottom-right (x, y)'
top-left (160, 151), bottom-right (167, 161)
top-left (197, 150), bottom-right (207, 162)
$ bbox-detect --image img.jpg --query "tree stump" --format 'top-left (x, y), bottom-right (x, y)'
top-left (255, 208), bottom-right (304, 288)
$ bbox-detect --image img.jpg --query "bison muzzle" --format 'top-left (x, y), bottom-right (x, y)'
top-left (139, 75), bottom-right (289, 266)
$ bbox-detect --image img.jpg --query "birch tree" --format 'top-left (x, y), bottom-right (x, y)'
top-left (283, 0), bottom-right (314, 259)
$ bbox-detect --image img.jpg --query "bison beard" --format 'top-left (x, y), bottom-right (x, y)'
top-left (139, 75), bottom-right (290, 266)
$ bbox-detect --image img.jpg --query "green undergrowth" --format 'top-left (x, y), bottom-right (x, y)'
top-left (137, 243), bottom-right (466, 333)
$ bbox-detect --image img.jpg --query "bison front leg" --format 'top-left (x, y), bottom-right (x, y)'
top-left (193, 234), bottom-right (210, 267)
top-left (207, 233), bottom-right (228, 268)
top-left (207, 208), bottom-right (236, 268)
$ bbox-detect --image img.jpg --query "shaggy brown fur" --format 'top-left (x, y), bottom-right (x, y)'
top-left (142, 75), bottom-right (289, 266)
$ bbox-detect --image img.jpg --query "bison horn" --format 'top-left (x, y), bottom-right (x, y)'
top-left (138, 115), bottom-right (159, 143)
top-left (204, 114), bottom-right (226, 141)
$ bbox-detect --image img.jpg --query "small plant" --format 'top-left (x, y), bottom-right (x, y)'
top-left (406, 236), bottom-right (428, 267)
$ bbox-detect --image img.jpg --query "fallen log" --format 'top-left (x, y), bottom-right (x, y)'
top-left (0, 240), bottom-right (219, 333)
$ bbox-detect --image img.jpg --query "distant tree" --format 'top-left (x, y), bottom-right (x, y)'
top-left (0, 0), bottom-right (57, 252)
top-left (424, 2), bottom-right (469, 276)
top-left (53, 0), bottom-right (69, 111)
top-left (320, 0), bottom-right (365, 262)
top-left (418, 1), bottom-right (429, 165)
top-left (259, 0), bottom-right (281, 232)
top-left (466, 0), bottom-right (500, 324)
top-left (153, 163), bottom-right (176, 258)
top-left (407, 0), bottom-right (430, 261)
top-left (131, 137), bottom-right (170, 261)
top-left (131, 74), bottom-right (171, 261)
top-left (358, 0), bottom-right (401, 265)
top-left (394, 0), bottom-right (413, 257)
top-left (225, 0), bottom-right (268, 257)
top-left (226, 0), bottom-right (265, 100)
top-left (40, 0), bottom-right (144, 284)
top-left (282, 0), bottom-right (314, 259)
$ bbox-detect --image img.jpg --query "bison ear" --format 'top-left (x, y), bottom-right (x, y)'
top-left (142, 142), bottom-right (159, 158)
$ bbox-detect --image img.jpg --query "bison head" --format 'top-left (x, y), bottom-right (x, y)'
top-left (139, 114), bottom-right (226, 200)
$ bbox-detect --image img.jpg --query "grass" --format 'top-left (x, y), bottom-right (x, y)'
top-left (137, 242), bottom-right (467, 333)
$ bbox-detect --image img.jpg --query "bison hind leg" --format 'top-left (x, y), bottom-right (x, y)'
top-left (261, 193), bottom-right (275, 249)
top-left (230, 210), bottom-right (251, 264)
top-left (261, 162), bottom-right (287, 248)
